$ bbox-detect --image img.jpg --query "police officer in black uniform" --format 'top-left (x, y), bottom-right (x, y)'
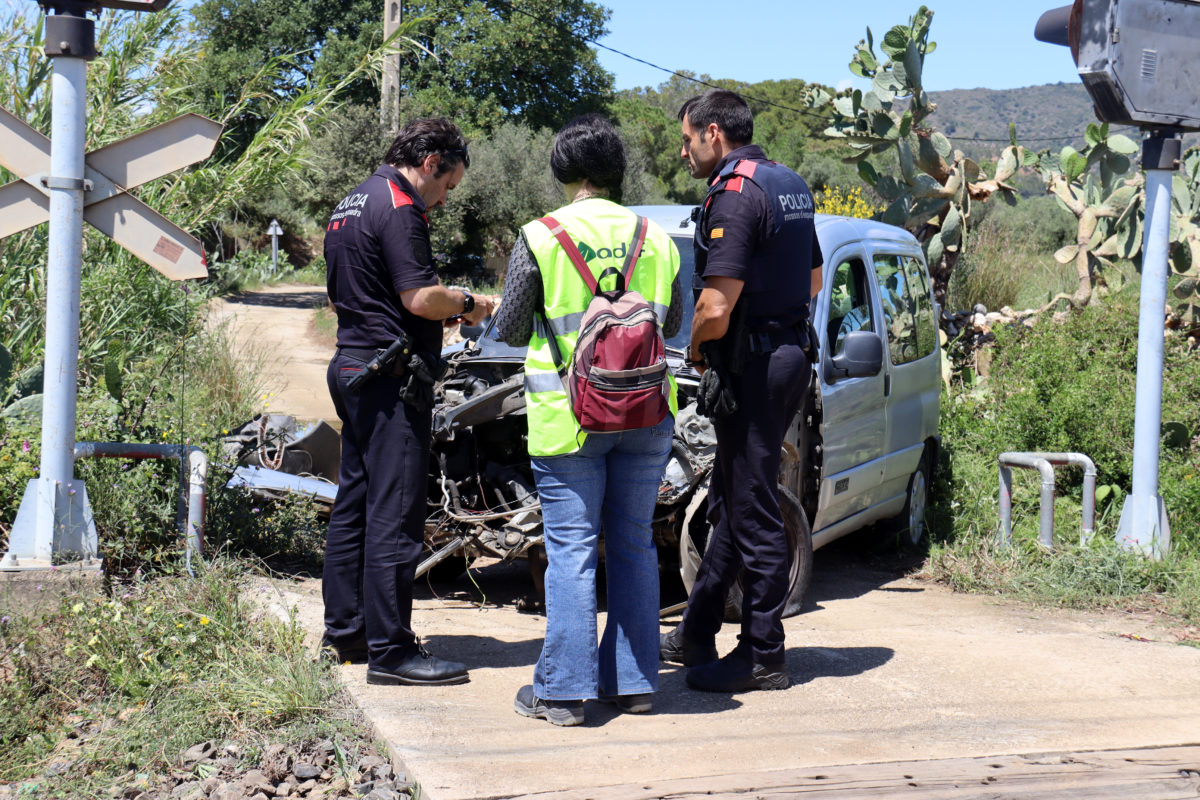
top-left (322, 118), bottom-right (494, 685)
top-left (661, 90), bottom-right (823, 692)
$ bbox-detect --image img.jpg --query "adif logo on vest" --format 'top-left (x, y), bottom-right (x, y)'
top-left (577, 241), bottom-right (627, 262)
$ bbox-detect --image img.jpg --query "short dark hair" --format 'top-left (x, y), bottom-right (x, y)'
top-left (384, 117), bottom-right (469, 176)
top-left (678, 89), bottom-right (753, 145)
top-left (550, 113), bottom-right (626, 196)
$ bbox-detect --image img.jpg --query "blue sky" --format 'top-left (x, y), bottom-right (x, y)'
top-left (594, 1), bottom-right (1081, 93)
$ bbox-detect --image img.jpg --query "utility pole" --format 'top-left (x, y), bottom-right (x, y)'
top-left (381, 0), bottom-right (402, 130)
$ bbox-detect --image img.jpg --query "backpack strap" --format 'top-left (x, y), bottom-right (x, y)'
top-left (537, 214), bottom-right (650, 295)
top-left (618, 216), bottom-right (649, 290)
top-left (537, 216), bottom-right (598, 294)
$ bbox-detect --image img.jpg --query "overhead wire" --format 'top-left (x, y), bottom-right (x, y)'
top-left (485, 0), bottom-right (1142, 147)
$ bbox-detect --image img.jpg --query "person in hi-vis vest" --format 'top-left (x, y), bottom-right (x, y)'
top-left (493, 114), bottom-right (683, 726)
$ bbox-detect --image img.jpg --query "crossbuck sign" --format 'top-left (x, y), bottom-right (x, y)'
top-left (0, 107), bottom-right (218, 279)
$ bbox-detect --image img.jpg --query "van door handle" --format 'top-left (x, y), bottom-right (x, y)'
top-left (884, 373), bottom-right (891, 396)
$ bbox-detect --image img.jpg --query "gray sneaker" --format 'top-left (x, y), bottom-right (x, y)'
top-left (513, 685), bottom-right (585, 726)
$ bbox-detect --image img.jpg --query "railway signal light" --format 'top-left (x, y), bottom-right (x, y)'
top-left (1036, 0), bottom-right (1200, 131)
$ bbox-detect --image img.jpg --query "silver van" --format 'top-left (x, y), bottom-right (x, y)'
top-left (629, 206), bottom-right (941, 611)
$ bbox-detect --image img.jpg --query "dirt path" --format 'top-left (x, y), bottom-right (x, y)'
top-left (207, 284), bottom-right (337, 424)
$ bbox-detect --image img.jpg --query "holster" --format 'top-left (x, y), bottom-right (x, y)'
top-left (398, 352), bottom-right (448, 413)
top-left (696, 302), bottom-right (748, 420)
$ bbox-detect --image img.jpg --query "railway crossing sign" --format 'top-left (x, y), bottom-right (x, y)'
top-left (0, 107), bottom-right (220, 280)
top-left (0, 1), bottom-right (224, 569)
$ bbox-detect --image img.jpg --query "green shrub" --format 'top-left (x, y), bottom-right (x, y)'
top-left (973, 194), bottom-right (1077, 254)
top-left (931, 284), bottom-right (1200, 619)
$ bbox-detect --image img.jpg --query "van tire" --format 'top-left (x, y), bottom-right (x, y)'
top-left (680, 483), bottom-right (813, 623)
top-left (883, 448), bottom-right (931, 547)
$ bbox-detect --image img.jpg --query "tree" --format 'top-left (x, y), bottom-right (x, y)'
top-left (396, 0), bottom-right (613, 135)
top-left (189, 0), bottom-right (382, 151)
top-left (612, 73), bottom-right (836, 205)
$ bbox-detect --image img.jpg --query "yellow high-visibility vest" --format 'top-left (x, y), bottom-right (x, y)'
top-left (520, 198), bottom-right (680, 457)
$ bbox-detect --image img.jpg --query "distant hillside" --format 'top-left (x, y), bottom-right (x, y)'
top-left (926, 83), bottom-right (1099, 151)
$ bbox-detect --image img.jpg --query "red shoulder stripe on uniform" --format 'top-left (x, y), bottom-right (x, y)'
top-left (387, 180), bottom-right (414, 208)
top-left (733, 160), bottom-right (757, 179)
top-left (725, 176), bottom-right (745, 193)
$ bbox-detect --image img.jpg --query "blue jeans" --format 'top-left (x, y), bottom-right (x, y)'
top-left (530, 415), bottom-right (674, 700)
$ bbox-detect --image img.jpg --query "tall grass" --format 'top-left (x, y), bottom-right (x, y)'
top-left (946, 219), bottom-right (1077, 312)
top-left (0, 559), bottom-right (371, 796)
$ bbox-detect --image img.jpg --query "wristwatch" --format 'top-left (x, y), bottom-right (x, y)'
top-left (684, 343), bottom-right (705, 367)
top-left (461, 291), bottom-right (475, 316)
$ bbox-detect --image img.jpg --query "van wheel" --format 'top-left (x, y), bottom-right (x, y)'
top-left (883, 449), bottom-right (931, 547)
top-left (680, 483), bottom-right (813, 623)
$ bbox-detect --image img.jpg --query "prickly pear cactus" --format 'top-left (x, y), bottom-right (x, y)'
top-left (1164, 147), bottom-right (1200, 340)
top-left (1036, 122), bottom-right (1141, 308)
top-left (1038, 126), bottom-right (1200, 337)
top-left (814, 6), bottom-right (1034, 303)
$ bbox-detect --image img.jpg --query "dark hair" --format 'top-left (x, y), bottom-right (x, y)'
top-left (550, 113), bottom-right (626, 195)
top-left (678, 89), bottom-right (753, 145)
top-left (384, 117), bottom-right (469, 175)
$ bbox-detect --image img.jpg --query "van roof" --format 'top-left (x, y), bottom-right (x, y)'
top-left (627, 204), bottom-right (920, 251)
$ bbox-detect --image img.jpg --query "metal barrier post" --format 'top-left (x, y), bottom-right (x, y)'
top-left (73, 442), bottom-right (208, 573)
top-left (997, 452), bottom-right (1096, 548)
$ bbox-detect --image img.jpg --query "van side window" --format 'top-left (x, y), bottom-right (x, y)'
top-left (827, 258), bottom-right (875, 357)
top-left (903, 256), bottom-right (937, 359)
top-left (872, 254), bottom-right (919, 365)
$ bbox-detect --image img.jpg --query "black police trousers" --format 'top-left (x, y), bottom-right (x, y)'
top-left (323, 350), bottom-right (431, 668)
top-left (680, 341), bottom-right (809, 665)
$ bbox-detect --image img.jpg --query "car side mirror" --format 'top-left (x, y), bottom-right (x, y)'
top-left (825, 331), bottom-right (883, 382)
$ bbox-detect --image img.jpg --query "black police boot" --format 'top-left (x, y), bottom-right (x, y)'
top-left (366, 644), bottom-right (469, 686)
top-left (685, 648), bottom-right (790, 693)
top-left (319, 635), bottom-right (368, 665)
top-left (659, 626), bottom-right (718, 666)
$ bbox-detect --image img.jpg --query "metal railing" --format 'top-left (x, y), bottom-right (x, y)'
top-left (75, 442), bottom-right (207, 574)
top-left (998, 451), bottom-right (1096, 548)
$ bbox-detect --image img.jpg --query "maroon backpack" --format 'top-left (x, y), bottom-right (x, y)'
top-left (537, 215), bottom-right (670, 434)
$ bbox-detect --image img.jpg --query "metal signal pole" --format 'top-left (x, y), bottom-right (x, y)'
top-left (1115, 129), bottom-right (1180, 558)
top-left (12, 3), bottom-right (100, 566)
top-left (1, 0), bottom-right (217, 569)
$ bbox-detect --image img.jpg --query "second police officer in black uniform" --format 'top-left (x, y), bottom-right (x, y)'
top-left (321, 118), bottom-right (494, 685)
top-left (662, 89), bottom-right (823, 692)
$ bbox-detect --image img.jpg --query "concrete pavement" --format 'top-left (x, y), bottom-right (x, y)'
top-left (270, 549), bottom-right (1200, 799)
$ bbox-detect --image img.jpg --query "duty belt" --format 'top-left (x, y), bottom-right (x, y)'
top-left (338, 346), bottom-right (405, 376)
top-left (747, 327), bottom-right (804, 355)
